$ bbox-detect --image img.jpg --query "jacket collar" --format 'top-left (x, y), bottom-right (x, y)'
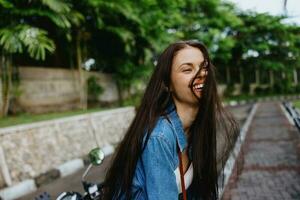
top-left (165, 102), bottom-right (187, 153)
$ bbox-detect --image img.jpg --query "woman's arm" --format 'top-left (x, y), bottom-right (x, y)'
top-left (142, 135), bottom-right (178, 200)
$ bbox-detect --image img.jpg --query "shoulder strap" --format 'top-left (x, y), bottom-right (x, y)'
top-left (178, 147), bottom-right (187, 200)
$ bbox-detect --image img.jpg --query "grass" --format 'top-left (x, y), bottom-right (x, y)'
top-left (0, 107), bottom-right (109, 128)
top-left (1, 92), bottom-right (299, 129)
top-left (0, 93), bottom-right (144, 129)
top-left (293, 100), bottom-right (300, 109)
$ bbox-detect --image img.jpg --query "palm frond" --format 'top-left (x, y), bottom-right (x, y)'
top-left (66, 10), bottom-right (85, 27)
top-left (0, 0), bottom-right (13, 8)
top-left (41, 0), bottom-right (71, 13)
top-left (18, 25), bottom-right (55, 60)
top-left (0, 25), bottom-right (55, 60)
top-left (11, 9), bottom-right (71, 28)
top-left (0, 27), bottom-right (23, 53)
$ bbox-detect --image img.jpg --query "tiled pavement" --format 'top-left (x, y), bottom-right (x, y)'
top-left (223, 102), bottom-right (300, 200)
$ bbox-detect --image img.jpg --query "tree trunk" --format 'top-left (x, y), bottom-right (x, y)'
top-left (226, 66), bottom-right (231, 84)
top-left (1, 54), bottom-right (12, 117)
top-left (76, 31), bottom-right (87, 109)
top-left (255, 69), bottom-right (260, 85)
top-left (269, 70), bottom-right (274, 88)
top-left (116, 81), bottom-right (123, 106)
top-left (239, 66), bottom-right (244, 85)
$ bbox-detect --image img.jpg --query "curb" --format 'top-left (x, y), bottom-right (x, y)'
top-left (56, 159), bottom-right (84, 178)
top-left (0, 180), bottom-right (36, 200)
top-left (218, 102), bottom-right (258, 199)
top-left (222, 94), bottom-right (300, 107)
top-left (280, 103), bottom-right (295, 126)
top-left (0, 144), bottom-right (115, 200)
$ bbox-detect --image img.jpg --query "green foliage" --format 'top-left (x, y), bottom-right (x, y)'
top-left (0, 25), bottom-right (55, 60)
top-left (0, 107), bottom-right (107, 128)
top-left (223, 83), bottom-right (234, 97)
top-left (273, 81), bottom-right (295, 94)
top-left (293, 99), bottom-right (300, 110)
top-left (254, 86), bottom-right (272, 95)
top-left (41, 0), bottom-right (71, 13)
top-left (230, 12), bottom-right (300, 72)
top-left (1, 0), bottom-right (300, 103)
top-left (0, 0), bottom-right (13, 8)
top-left (87, 76), bottom-right (104, 98)
top-left (241, 84), bottom-right (250, 94)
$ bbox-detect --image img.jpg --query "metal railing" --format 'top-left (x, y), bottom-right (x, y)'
top-left (283, 101), bottom-right (300, 131)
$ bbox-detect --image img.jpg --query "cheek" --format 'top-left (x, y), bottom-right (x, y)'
top-left (171, 74), bottom-right (193, 93)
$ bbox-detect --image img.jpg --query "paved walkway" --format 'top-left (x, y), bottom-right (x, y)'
top-left (18, 104), bottom-right (251, 200)
top-left (223, 102), bottom-right (300, 200)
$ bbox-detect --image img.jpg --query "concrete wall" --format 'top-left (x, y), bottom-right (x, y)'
top-left (0, 107), bottom-right (135, 188)
top-left (17, 67), bottom-right (81, 113)
top-left (16, 67), bottom-right (123, 114)
top-left (85, 71), bottom-right (119, 103)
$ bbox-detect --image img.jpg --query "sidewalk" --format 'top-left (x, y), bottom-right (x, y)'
top-left (17, 104), bottom-right (251, 200)
top-left (223, 102), bottom-right (300, 200)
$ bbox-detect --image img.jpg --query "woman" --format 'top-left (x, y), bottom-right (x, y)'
top-left (102, 40), bottom-right (239, 200)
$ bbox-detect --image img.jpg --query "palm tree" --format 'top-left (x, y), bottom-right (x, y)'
top-left (0, 0), bottom-right (79, 117)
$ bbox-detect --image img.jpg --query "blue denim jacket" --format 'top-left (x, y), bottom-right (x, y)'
top-left (118, 103), bottom-right (195, 200)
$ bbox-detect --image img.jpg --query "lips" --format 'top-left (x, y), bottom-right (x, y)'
top-left (193, 83), bottom-right (204, 92)
top-left (192, 69), bottom-right (208, 94)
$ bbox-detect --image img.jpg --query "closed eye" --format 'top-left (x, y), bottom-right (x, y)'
top-left (182, 66), bottom-right (193, 72)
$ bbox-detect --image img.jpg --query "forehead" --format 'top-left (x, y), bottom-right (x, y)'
top-left (172, 46), bottom-right (204, 67)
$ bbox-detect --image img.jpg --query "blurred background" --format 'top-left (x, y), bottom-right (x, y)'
top-left (0, 0), bottom-right (299, 199)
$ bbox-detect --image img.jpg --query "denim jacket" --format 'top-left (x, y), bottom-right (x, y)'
top-left (118, 103), bottom-right (196, 200)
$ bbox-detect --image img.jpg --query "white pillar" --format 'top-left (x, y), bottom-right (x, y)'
top-left (0, 145), bottom-right (12, 186)
top-left (293, 69), bottom-right (298, 85)
top-left (282, 71), bottom-right (286, 79)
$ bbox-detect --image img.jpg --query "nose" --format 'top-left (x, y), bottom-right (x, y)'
top-left (194, 68), bottom-right (208, 82)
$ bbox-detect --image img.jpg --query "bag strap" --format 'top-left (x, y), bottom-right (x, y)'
top-left (178, 147), bottom-right (187, 200)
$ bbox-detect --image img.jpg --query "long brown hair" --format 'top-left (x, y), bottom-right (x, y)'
top-left (103, 40), bottom-right (239, 200)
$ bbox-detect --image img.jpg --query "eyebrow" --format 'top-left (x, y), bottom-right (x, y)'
top-left (179, 62), bottom-right (194, 68)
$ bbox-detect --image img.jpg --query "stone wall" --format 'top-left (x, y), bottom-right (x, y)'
top-left (0, 107), bottom-right (135, 188)
top-left (0, 79), bottom-right (2, 114)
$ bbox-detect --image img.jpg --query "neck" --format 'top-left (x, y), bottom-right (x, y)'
top-left (173, 101), bottom-right (199, 136)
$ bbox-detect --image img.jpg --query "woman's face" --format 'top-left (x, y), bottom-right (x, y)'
top-left (170, 46), bottom-right (208, 106)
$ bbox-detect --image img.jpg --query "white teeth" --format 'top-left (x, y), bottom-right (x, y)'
top-left (194, 84), bottom-right (204, 90)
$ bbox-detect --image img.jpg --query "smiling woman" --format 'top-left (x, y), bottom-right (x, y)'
top-left (170, 46), bottom-right (208, 107)
top-left (101, 40), bottom-right (239, 200)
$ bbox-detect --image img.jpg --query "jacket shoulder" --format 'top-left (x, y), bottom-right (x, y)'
top-left (149, 116), bottom-right (177, 146)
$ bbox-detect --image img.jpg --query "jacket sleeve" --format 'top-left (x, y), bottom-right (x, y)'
top-left (142, 135), bottom-right (178, 200)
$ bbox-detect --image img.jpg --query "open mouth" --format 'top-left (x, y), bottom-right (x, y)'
top-left (193, 83), bottom-right (204, 93)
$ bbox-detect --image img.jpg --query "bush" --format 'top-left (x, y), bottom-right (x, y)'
top-left (294, 84), bottom-right (300, 93)
top-left (273, 81), bottom-right (295, 94)
top-left (223, 83), bottom-right (234, 97)
top-left (87, 76), bottom-right (104, 100)
top-left (254, 86), bottom-right (272, 95)
top-left (241, 84), bottom-right (250, 94)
